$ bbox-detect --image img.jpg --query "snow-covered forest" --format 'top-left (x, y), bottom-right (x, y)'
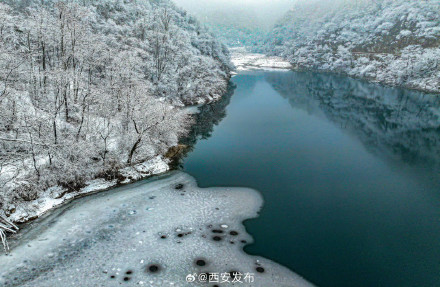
top-left (0, 0), bottom-right (232, 224)
top-left (262, 0), bottom-right (440, 93)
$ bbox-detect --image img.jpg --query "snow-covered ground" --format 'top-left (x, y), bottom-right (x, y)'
top-left (230, 47), bottom-right (292, 72)
top-left (0, 172), bottom-right (313, 287)
top-left (6, 156), bottom-right (170, 224)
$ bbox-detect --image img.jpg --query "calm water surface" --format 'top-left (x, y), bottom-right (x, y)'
top-left (181, 71), bottom-right (440, 287)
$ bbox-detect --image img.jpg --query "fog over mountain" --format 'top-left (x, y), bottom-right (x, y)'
top-left (173, 0), bottom-right (294, 46)
top-left (173, 0), bottom-right (294, 30)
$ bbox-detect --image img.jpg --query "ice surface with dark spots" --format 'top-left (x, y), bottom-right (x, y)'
top-left (0, 172), bottom-right (313, 287)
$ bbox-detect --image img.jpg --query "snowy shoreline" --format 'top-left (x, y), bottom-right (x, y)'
top-left (2, 104), bottom-right (217, 226)
top-left (289, 65), bottom-right (440, 95)
top-left (230, 47), bottom-right (292, 72)
top-left (6, 155), bottom-right (171, 224)
top-left (233, 46), bottom-right (440, 94)
top-left (231, 47), bottom-right (440, 94)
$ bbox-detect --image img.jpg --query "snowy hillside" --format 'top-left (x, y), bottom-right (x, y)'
top-left (0, 0), bottom-right (232, 224)
top-left (263, 0), bottom-right (440, 93)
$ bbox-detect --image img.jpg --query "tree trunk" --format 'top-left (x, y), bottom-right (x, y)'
top-left (127, 137), bottom-right (141, 165)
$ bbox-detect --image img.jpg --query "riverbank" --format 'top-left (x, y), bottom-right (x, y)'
top-left (230, 47), bottom-right (292, 72)
top-left (3, 156), bottom-right (167, 224)
top-left (285, 60), bottom-right (440, 95)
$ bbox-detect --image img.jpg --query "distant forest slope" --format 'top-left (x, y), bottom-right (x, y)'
top-left (196, 7), bottom-right (267, 48)
top-left (173, 0), bottom-right (293, 48)
top-left (0, 0), bottom-right (232, 222)
top-left (263, 0), bottom-right (440, 93)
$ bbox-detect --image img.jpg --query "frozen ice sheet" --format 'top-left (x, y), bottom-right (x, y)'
top-left (0, 172), bottom-right (313, 287)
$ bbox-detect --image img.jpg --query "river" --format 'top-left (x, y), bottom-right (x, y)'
top-left (181, 70), bottom-right (440, 287)
top-left (2, 70), bottom-right (440, 287)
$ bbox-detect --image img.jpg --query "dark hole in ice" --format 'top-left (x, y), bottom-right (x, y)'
top-left (213, 285), bottom-right (220, 287)
top-left (149, 196), bottom-right (156, 200)
top-left (146, 264), bottom-right (161, 273)
top-left (241, 240), bottom-right (247, 244)
top-left (175, 184), bottom-right (184, 190)
top-left (212, 236), bottom-right (222, 241)
top-left (177, 233), bottom-right (184, 238)
top-left (125, 270), bottom-right (133, 275)
top-left (230, 231), bottom-right (239, 236)
top-left (160, 235), bottom-right (167, 239)
top-left (230, 241), bottom-right (235, 244)
top-left (212, 229), bottom-right (223, 234)
top-left (195, 259), bottom-right (206, 267)
top-left (123, 277), bottom-right (131, 282)
top-left (110, 275), bottom-right (116, 279)
top-left (256, 267), bottom-right (265, 273)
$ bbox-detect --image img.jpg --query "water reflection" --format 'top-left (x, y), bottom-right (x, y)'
top-left (266, 72), bottom-right (440, 181)
top-left (178, 82), bottom-right (236, 163)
